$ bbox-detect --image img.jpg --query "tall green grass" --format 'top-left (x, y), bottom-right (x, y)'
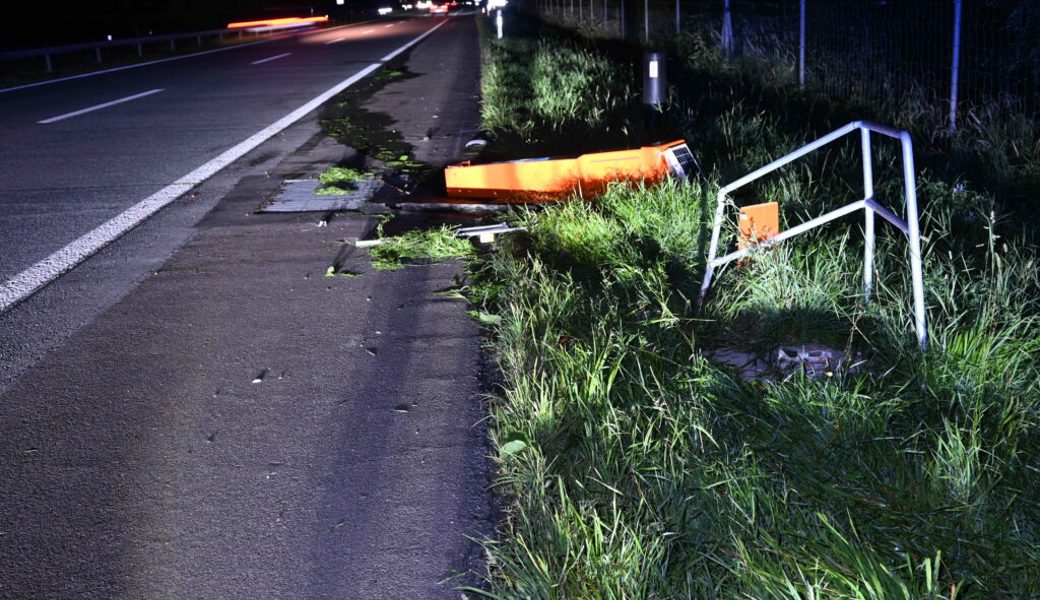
top-left (481, 35), bottom-right (629, 139)
top-left (461, 11), bottom-right (1040, 599)
top-left (473, 181), bottom-right (1040, 598)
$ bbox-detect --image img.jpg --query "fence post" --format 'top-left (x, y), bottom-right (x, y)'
top-left (675, 0), bottom-right (680, 36)
top-left (861, 128), bottom-right (875, 300)
top-left (721, 0), bottom-right (734, 56)
top-left (949, 0), bottom-right (962, 133)
top-left (95, 48), bottom-right (102, 63)
top-left (644, 0), bottom-right (649, 43)
top-left (799, 0), bottom-right (806, 89)
top-left (44, 53), bottom-right (52, 72)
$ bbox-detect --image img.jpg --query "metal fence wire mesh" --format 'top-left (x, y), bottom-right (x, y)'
top-left (542, 0), bottom-right (1040, 125)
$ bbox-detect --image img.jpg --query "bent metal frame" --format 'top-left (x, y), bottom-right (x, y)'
top-left (698, 121), bottom-right (928, 351)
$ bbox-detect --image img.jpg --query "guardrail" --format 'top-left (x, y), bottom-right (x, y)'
top-left (0, 26), bottom-right (299, 74)
top-left (698, 120), bottom-right (928, 351)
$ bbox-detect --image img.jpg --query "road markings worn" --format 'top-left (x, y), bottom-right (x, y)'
top-left (37, 89), bottom-right (165, 124)
top-left (0, 19), bottom-right (448, 313)
top-left (325, 36), bottom-right (349, 44)
top-left (251, 52), bottom-right (292, 65)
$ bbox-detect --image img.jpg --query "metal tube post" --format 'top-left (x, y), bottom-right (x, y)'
top-left (698, 190), bottom-right (729, 302)
top-left (861, 128), bottom-right (875, 300)
top-left (799, 0), bottom-right (806, 89)
top-left (900, 133), bottom-right (928, 351)
top-left (675, 0), bottom-right (680, 36)
top-left (44, 54), bottom-right (53, 72)
top-left (644, 0), bottom-right (649, 43)
top-left (95, 48), bottom-right (102, 63)
top-left (722, 0), bottom-right (734, 56)
top-left (136, 43), bottom-right (143, 57)
top-left (949, 0), bottom-right (962, 133)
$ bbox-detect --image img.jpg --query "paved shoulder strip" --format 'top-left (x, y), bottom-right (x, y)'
top-left (0, 19), bottom-right (448, 313)
top-left (37, 89), bottom-right (165, 124)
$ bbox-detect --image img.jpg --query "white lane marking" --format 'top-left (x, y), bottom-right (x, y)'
top-left (251, 52), bottom-right (292, 65)
top-left (0, 19), bottom-right (448, 313)
top-left (37, 89), bottom-right (165, 124)
top-left (325, 36), bottom-right (349, 44)
top-left (362, 29), bottom-right (375, 34)
top-left (384, 24), bottom-right (394, 28)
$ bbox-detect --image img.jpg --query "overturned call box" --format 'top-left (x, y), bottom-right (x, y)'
top-left (444, 140), bottom-right (697, 201)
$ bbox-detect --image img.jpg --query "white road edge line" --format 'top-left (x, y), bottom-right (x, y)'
top-left (37, 89), bottom-right (165, 124)
top-left (0, 19), bottom-right (447, 313)
top-left (380, 19), bottom-right (445, 62)
top-left (251, 52), bottom-right (292, 65)
top-left (0, 19), bottom-right (383, 95)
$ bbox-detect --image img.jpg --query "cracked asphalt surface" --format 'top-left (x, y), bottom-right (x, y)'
top-left (0, 15), bottom-right (492, 599)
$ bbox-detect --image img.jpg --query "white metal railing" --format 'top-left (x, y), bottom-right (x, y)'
top-left (698, 120), bottom-right (928, 351)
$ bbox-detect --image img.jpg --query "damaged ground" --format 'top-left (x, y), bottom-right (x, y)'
top-left (0, 16), bottom-right (495, 599)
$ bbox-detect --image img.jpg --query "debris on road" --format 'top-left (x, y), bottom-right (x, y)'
top-left (707, 343), bottom-right (865, 382)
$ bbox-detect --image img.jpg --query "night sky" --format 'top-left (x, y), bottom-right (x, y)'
top-left (0, 1), bottom-right (364, 50)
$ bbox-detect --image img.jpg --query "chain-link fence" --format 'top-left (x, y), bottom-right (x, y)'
top-left (537, 0), bottom-right (1040, 131)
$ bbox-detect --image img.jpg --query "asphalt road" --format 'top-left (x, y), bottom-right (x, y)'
top-left (0, 14), bottom-right (492, 598)
top-left (0, 16), bottom-right (442, 284)
top-left (0, 15), bottom-right (450, 391)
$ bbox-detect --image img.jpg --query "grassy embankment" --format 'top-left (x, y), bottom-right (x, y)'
top-left (440, 11), bottom-right (1040, 599)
